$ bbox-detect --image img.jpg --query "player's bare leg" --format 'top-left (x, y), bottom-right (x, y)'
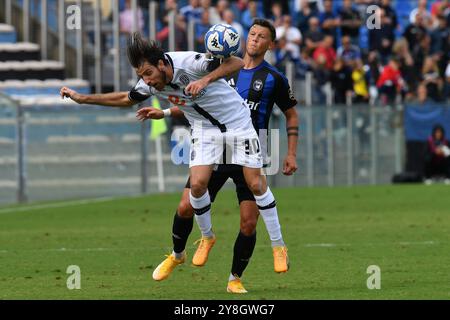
top-left (227, 201), bottom-right (258, 293)
top-left (189, 165), bottom-right (217, 266)
top-left (243, 167), bottom-right (289, 273)
top-left (152, 188), bottom-right (196, 281)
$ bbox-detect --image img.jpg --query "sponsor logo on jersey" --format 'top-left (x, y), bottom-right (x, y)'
top-left (253, 79), bottom-right (263, 91)
top-left (245, 99), bottom-right (260, 110)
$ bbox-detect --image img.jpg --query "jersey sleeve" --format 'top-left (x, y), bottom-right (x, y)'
top-left (273, 73), bottom-right (297, 112)
top-left (128, 78), bottom-right (153, 102)
top-left (188, 53), bottom-right (220, 75)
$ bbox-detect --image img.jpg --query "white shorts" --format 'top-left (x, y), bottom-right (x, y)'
top-left (189, 126), bottom-right (262, 169)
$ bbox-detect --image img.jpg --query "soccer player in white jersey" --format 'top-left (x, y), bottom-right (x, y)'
top-left (60, 32), bottom-right (287, 293)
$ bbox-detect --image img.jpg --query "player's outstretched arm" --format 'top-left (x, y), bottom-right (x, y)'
top-left (283, 107), bottom-right (299, 176)
top-left (136, 106), bottom-right (183, 121)
top-left (185, 56), bottom-right (244, 96)
top-left (60, 86), bottom-right (136, 107)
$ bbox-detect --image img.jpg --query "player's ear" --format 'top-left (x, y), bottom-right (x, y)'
top-left (158, 59), bottom-right (165, 72)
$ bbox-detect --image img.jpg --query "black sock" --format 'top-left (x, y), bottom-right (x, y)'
top-left (231, 231), bottom-right (256, 278)
top-left (172, 212), bottom-right (194, 253)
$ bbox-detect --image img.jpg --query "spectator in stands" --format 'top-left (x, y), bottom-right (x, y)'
top-left (180, 0), bottom-right (203, 23)
top-left (376, 57), bottom-right (404, 105)
top-left (368, 7), bottom-right (395, 65)
top-left (352, 59), bottom-right (369, 104)
top-left (201, 0), bottom-right (222, 25)
top-left (319, 0), bottom-right (340, 47)
top-left (412, 33), bottom-right (432, 77)
top-left (263, 0), bottom-right (290, 20)
top-left (424, 124), bottom-right (450, 184)
top-left (313, 35), bottom-right (336, 71)
top-left (380, 0), bottom-right (399, 31)
top-left (222, 9), bottom-right (245, 56)
top-left (392, 37), bottom-right (417, 98)
top-left (416, 83), bottom-right (432, 104)
top-left (276, 15), bottom-right (302, 62)
top-left (403, 12), bottom-right (428, 52)
top-left (120, 0), bottom-right (145, 34)
top-left (195, 10), bottom-right (211, 52)
top-left (430, 15), bottom-right (449, 75)
top-left (431, 0), bottom-right (450, 19)
top-left (296, 0), bottom-right (317, 34)
top-left (157, 14), bottom-right (187, 51)
top-left (366, 51), bottom-right (381, 97)
top-left (330, 57), bottom-right (353, 104)
top-left (410, 0), bottom-right (432, 27)
top-left (270, 2), bottom-right (284, 28)
top-left (338, 0), bottom-right (362, 45)
top-left (216, 0), bottom-right (230, 22)
top-left (241, 0), bottom-right (262, 31)
top-left (337, 35), bottom-right (361, 67)
top-left (421, 57), bottom-right (444, 102)
top-left (303, 17), bottom-right (324, 57)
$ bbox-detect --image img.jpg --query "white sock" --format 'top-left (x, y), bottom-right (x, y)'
top-left (254, 187), bottom-right (285, 247)
top-left (229, 273), bottom-right (238, 281)
top-left (172, 250), bottom-right (185, 260)
top-left (190, 190), bottom-right (214, 238)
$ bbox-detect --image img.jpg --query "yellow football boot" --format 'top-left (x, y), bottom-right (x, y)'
top-left (152, 253), bottom-right (186, 281)
top-left (273, 246), bottom-right (289, 273)
top-left (192, 235), bottom-right (216, 266)
top-left (227, 276), bottom-right (248, 294)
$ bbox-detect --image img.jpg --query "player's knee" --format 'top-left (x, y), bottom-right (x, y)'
top-left (240, 217), bottom-right (257, 236)
top-left (189, 180), bottom-right (208, 197)
top-left (246, 180), bottom-right (265, 196)
top-left (177, 200), bottom-right (194, 218)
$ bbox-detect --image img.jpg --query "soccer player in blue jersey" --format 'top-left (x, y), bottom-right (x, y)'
top-left (138, 19), bottom-right (299, 293)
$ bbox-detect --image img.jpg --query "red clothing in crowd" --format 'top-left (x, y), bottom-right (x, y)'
top-left (313, 46), bottom-right (336, 70)
top-left (376, 64), bottom-right (403, 90)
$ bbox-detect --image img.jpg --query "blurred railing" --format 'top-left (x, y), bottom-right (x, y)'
top-left (0, 96), bottom-right (412, 205)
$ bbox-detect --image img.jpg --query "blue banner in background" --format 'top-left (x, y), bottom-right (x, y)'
top-left (404, 104), bottom-right (450, 141)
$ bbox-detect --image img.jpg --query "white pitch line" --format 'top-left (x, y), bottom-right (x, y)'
top-left (0, 241), bottom-right (440, 255)
top-left (0, 196), bottom-right (119, 215)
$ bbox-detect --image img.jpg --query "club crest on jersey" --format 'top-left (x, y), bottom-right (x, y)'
top-left (253, 79), bottom-right (263, 91)
top-left (288, 88), bottom-right (295, 100)
top-left (179, 74), bottom-right (190, 86)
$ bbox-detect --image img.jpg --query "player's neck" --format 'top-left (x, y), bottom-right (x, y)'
top-left (243, 54), bottom-right (265, 70)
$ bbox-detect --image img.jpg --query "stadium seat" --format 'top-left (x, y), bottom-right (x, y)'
top-left (0, 42), bottom-right (40, 61)
top-left (0, 24), bottom-right (16, 43)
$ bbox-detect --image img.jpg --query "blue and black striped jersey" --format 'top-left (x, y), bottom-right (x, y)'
top-left (226, 60), bottom-right (297, 133)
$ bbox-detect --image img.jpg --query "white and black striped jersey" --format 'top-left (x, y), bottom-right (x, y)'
top-left (129, 51), bottom-right (252, 132)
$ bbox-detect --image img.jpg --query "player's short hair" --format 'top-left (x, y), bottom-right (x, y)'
top-left (250, 19), bottom-right (276, 42)
top-left (127, 32), bottom-right (168, 68)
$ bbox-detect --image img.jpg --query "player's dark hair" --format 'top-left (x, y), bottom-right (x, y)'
top-left (127, 32), bottom-right (167, 68)
top-left (251, 19), bottom-right (276, 41)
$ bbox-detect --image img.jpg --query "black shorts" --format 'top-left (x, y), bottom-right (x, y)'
top-left (184, 165), bottom-right (255, 204)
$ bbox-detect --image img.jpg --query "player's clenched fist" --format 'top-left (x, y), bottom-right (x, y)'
top-left (60, 87), bottom-right (82, 103)
top-left (185, 78), bottom-right (208, 97)
top-left (136, 107), bottom-right (164, 121)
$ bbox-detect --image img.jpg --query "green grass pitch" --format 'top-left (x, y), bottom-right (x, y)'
top-left (0, 185), bottom-right (449, 299)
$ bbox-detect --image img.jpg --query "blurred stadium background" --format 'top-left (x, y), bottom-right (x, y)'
top-left (0, 0), bottom-right (449, 205)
